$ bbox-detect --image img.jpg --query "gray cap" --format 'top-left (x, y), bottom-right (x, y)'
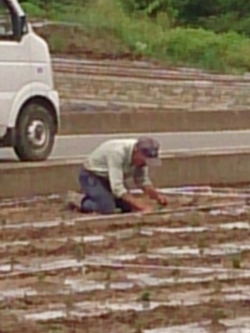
top-left (136, 137), bottom-right (161, 166)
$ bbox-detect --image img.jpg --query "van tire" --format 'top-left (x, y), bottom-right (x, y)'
top-left (14, 101), bottom-right (55, 162)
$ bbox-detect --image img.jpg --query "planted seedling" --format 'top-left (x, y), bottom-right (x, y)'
top-left (0, 216), bottom-right (6, 227)
top-left (189, 212), bottom-right (202, 227)
top-left (231, 254), bottom-right (241, 269)
top-left (139, 290), bottom-right (151, 309)
top-left (105, 269), bottom-right (112, 290)
top-left (9, 256), bottom-right (17, 272)
top-left (197, 235), bottom-right (206, 255)
top-left (211, 308), bottom-right (226, 325)
top-left (65, 292), bottom-right (74, 318)
top-left (74, 243), bottom-right (85, 262)
top-left (37, 271), bottom-right (46, 286)
top-left (172, 267), bottom-right (180, 278)
top-left (212, 277), bottom-right (222, 294)
top-left (134, 319), bottom-right (143, 333)
top-left (133, 223), bottom-right (141, 236)
top-left (139, 240), bottom-right (148, 254)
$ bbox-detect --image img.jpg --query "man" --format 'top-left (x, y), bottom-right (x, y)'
top-left (66, 136), bottom-right (167, 214)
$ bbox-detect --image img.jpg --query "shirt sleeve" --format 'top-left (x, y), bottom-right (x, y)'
top-left (106, 152), bottom-right (127, 198)
top-left (133, 166), bottom-right (152, 187)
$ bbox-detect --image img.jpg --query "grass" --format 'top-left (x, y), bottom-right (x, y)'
top-left (27, 0), bottom-right (250, 73)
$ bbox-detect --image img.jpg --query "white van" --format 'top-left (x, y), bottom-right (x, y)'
top-left (0, 0), bottom-right (60, 161)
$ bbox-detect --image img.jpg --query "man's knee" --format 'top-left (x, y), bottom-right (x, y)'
top-left (98, 197), bottom-right (116, 214)
top-left (82, 196), bottom-right (115, 215)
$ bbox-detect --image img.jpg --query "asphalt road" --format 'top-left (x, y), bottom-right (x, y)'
top-left (1, 130), bottom-right (250, 162)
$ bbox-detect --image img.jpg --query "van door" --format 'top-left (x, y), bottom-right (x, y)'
top-left (0, 0), bottom-right (31, 137)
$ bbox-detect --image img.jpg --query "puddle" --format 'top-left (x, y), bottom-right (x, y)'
top-left (0, 235), bottom-right (105, 253)
top-left (23, 300), bottom-right (170, 321)
top-left (23, 292), bottom-right (250, 322)
top-left (146, 221), bottom-right (250, 234)
top-left (152, 242), bottom-right (250, 257)
top-left (210, 208), bottom-right (247, 216)
top-left (0, 263), bottom-right (27, 273)
top-left (25, 310), bottom-right (66, 321)
top-left (4, 274), bottom-right (250, 301)
top-left (144, 316), bottom-right (250, 333)
top-left (65, 278), bottom-right (134, 292)
top-left (0, 219), bottom-right (74, 230)
top-left (221, 317), bottom-right (250, 332)
top-left (144, 322), bottom-right (209, 333)
top-left (58, 235), bottom-right (105, 243)
top-left (219, 222), bottom-right (250, 230)
top-left (131, 271), bottom-right (250, 286)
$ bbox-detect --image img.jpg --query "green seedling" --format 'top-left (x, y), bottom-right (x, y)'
top-left (188, 212), bottom-right (202, 226)
top-left (212, 277), bottom-right (222, 294)
top-left (105, 269), bottom-right (112, 289)
top-left (134, 320), bottom-right (143, 333)
top-left (197, 235), bottom-right (206, 255)
top-left (10, 256), bottom-right (17, 272)
top-left (37, 271), bottom-right (46, 284)
top-left (231, 255), bottom-right (241, 269)
top-left (172, 267), bottom-right (180, 278)
top-left (139, 290), bottom-right (151, 309)
top-left (133, 223), bottom-right (142, 236)
top-left (74, 243), bottom-right (85, 262)
top-left (0, 217), bottom-right (6, 227)
top-left (140, 290), bottom-right (151, 302)
top-left (211, 308), bottom-right (226, 324)
top-left (139, 240), bottom-right (148, 254)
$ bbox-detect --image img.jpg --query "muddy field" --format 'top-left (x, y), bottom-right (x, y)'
top-left (0, 190), bottom-right (250, 332)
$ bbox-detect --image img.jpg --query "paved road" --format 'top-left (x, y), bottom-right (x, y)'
top-left (1, 130), bottom-right (250, 162)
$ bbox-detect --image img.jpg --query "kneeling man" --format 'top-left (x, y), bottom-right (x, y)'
top-left (66, 137), bottom-right (167, 214)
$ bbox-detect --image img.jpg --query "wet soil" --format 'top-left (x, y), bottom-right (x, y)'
top-left (0, 193), bottom-right (250, 332)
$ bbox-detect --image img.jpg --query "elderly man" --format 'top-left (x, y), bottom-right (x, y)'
top-left (66, 137), bottom-right (167, 214)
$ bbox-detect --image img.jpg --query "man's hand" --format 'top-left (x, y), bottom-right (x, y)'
top-left (121, 193), bottom-right (154, 213)
top-left (134, 199), bottom-right (154, 213)
top-left (156, 193), bottom-right (168, 206)
top-left (141, 185), bottom-right (168, 207)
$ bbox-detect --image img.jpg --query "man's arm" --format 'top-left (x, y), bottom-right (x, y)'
top-left (134, 167), bottom-right (167, 205)
top-left (141, 184), bottom-right (160, 200)
top-left (107, 154), bottom-right (153, 212)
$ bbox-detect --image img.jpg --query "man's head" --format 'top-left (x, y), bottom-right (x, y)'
top-left (132, 137), bottom-right (161, 167)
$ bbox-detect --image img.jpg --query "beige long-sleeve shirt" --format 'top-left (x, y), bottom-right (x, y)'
top-left (83, 139), bottom-right (152, 198)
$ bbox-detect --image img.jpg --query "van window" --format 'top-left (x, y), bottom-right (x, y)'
top-left (0, 0), bottom-right (14, 40)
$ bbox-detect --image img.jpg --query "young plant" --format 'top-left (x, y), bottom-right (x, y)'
top-left (10, 256), bottom-right (17, 272)
top-left (37, 271), bottom-right (46, 284)
top-left (231, 254), bottom-right (242, 269)
top-left (211, 308), bottom-right (226, 325)
top-left (74, 242), bottom-right (85, 262)
top-left (105, 269), bottom-right (112, 289)
top-left (133, 223), bottom-right (142, 236)
top-left (139, 290), bottom-right (151, 309)
top-left (134, 319), bottom-right (143, 333)
top-left (65, 292), bottom-right (74, 318)
top-left (139, 240), bottom-right (149, 254)
top-left (197, 235), bottom-right (206, 255)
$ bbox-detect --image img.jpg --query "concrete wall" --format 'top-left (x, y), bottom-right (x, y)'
top-left (1, 151), bottom-right (250, 199)
top-left (60, 110), bottom-right (250, 134)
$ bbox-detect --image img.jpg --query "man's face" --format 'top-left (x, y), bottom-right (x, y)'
top-left (132, 150), bottom-right (146, 167)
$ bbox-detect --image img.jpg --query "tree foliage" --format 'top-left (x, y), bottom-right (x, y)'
top-left (121, 0), bottom-right (250, 36)
top-left (19, 0), bottom-right (250, 37)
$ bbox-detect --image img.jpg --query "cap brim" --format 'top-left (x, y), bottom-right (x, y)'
top-left (145, 157), bottom-right (162, 167)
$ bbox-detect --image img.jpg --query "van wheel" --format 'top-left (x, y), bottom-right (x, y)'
top-left (14, 101), bottom-right (55, 162)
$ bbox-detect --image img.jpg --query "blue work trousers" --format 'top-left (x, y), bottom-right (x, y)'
top-left (79, 168), bottom-right (133, 214)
